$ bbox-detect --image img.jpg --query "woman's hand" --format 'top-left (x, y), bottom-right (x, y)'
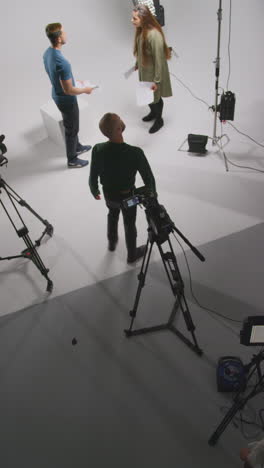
top-left (151, 83), bottom-right (158, 92)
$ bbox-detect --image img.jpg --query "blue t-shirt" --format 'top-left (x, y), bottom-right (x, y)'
top-left (43, 47), bottom-right (76, 105)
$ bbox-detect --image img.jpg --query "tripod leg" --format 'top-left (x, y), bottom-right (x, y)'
top-left (124, 239), bottom-right (153, 336)
top-left (21, 232), bottom-right (53, 292)
top-left (158, 237), bottom-right (203, 355)
top-left (1, 178), bottom-right (54, 246)
top-left (208, 362), bottom-right (264, 446)
top-left (1, 190), bottom-right (53, 292)
top-left (208, 398), bottom-right (245, 446)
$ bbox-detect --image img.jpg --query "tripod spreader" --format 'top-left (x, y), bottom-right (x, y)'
top-left (124, 231), bottom-right (203, 357)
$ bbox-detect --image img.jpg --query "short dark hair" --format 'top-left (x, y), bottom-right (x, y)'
top-left (45, 23), bottom-right (62, 47)
top-left (99, 113), bottom-right (117, 138)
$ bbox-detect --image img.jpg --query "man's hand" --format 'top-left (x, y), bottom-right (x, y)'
top-left (95, 194), bottom-right (101, 200)
top-left (240, 448), bottom-right (250, 461)
top-left (151, 83), bottom-right (158, 92)
top-left (240, 448), bottom-right (254, 468)
top-left (84, 86), bottom-right (94, 95)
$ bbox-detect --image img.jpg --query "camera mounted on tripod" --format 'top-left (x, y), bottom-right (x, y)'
top-left (0, 135), bottom-right (8, 167)
top-left (123, 187), bottom-right (175, 244)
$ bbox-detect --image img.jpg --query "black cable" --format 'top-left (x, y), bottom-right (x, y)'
top-left (227, 122), bottom-right (264, 149)
top-left (259, 409), bottom-right (264, 429)
top-left (226, 0), bottom-right (232, 91)
top-left (171, 231), bottom-right (243, 328)
top-left (219, 123), bottom-right (264, 173)
top-left (169, 72), bottom-right (211, 108)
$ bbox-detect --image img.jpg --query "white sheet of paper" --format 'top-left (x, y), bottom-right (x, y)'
top-left (136, 82), bottom-right (153, 106)
top-left (171, 47), bottom-right (179, 59)
top-left (76, 80), bottom-right (99, 89)
top-left (124, 66), bottom-right (135, 80)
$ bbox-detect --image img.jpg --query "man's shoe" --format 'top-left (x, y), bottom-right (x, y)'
top-left (149, 118), bottom-right (164, 134)
top-left (68, 157), bottom-right (89, 168)
top-left (127, 244), bottom-right (146, 264)
top-left (142, 112), bottom-right (155, 122)
top-left (108, 239), bottom-right (118, 251)
top-left (76, 144), bottom-right (92, 155)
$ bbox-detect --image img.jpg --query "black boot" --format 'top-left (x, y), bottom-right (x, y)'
top-left (142, 103), bottom-right (156, 122)
top-left (149, 98), bottom-right (164, 134)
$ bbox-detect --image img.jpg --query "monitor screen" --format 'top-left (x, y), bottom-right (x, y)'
top-left (250, 325), bottom-right (264, 344)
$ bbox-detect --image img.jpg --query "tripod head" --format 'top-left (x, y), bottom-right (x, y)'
top-left (123, 187), bottom-right (174, 244)
top-left (123, 187), bottom-right (205, 262)
top-left (0, 135), bottom-right (8, 167)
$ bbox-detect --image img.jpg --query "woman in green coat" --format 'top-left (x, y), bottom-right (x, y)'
top-left (132, 4), bottom-right (172, 134)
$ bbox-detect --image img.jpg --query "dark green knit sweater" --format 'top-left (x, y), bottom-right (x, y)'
top-left (89, 142), bottom-right (156, 198)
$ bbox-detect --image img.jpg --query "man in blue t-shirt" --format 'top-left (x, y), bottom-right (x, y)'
top-left (43, 23), bottom-right (94, 168)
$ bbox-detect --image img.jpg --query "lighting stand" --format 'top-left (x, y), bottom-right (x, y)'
top-left (178, 0), bottom-right (230, 171)
top-left (212, 0), bottom-right (229, 171)
top-left (0, 175), bottom-right (54, 292)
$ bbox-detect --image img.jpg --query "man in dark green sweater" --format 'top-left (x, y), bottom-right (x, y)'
top-left (89, 113), bottom-right (156, 263)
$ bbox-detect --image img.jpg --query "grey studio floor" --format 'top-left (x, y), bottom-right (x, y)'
top-left (1, 1), bottom-right (264, 467)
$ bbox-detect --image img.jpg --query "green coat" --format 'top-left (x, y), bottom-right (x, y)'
top-left (136, 28), bottom-right (172, 103)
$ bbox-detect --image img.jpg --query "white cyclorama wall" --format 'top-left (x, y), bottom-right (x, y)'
top-left (0, 0), bottom-right (264, 317)
top-left (1, 0), bottom-right (263, 146)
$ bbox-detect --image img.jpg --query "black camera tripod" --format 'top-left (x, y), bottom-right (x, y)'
top-left (0, 175), bottom-right (54, 292)
top-left (124, 219), bottom-right (205, 357)
top-left (208, 349), bottom-right (264, 446)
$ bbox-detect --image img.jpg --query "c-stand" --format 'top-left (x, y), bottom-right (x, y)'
top-left (0, 174), bottom-right (54, 292)
top-left (208, 349), bottom-right (264, 446)
top-left (124, 201), bottom-right (205, 357)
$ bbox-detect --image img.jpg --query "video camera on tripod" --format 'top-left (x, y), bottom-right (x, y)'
top-left (123, 187), bottom-right (175, 243)
top-left (123, 186), bottom-right (205, 356)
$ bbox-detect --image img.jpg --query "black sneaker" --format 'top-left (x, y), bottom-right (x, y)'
top-left (76, 144), bottom-right (92, 155)
top-left (127, 245), bottom-right (146, 264)
top-left (68, 157), bottom-right (89, 168)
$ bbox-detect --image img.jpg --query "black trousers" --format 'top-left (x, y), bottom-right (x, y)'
top-left (56, 100), bottom-right (82, 162)
top-left (105, 195), bottom-right (137, 257)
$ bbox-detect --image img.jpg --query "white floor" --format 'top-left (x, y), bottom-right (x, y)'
top-left (1, 1), bottom-right (264, 318)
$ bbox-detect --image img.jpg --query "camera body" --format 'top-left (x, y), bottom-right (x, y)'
top-left (123, 187), bottom-right (174, 242)
top-left (0, 135), bottom-right (8, 166)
